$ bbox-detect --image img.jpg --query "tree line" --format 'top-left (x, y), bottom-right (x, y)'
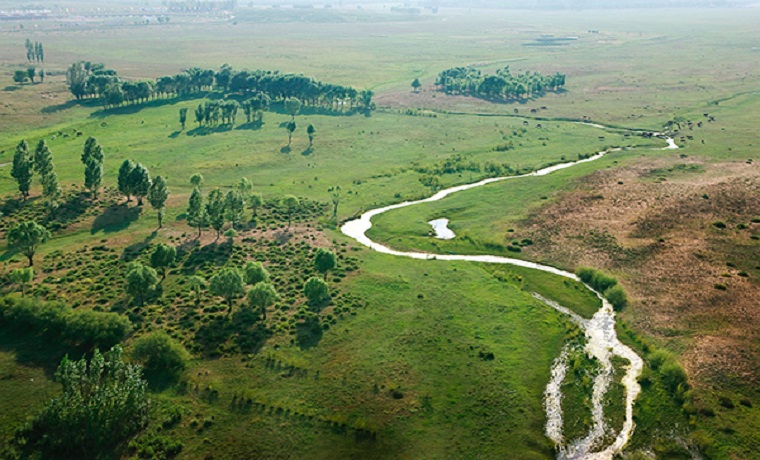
top-left (436, 65), bottom-right (566, 101)
top-left (66, 62), bottom-right (375, 114)
top-left (24, 39), bottom-right (44, 63)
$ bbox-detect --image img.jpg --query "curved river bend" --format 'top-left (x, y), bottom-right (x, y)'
top-left (340, 137), bottom-right (675, 458)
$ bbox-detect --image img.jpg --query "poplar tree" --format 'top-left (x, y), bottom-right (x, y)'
top-left (147, 176), bottom-right (169, 228)
top-left (187, 187), bottom-right (206, 238)
top-left (11, 140), bottom-right (33, 200)
top-left (118, 160), bottom-right (136, 202)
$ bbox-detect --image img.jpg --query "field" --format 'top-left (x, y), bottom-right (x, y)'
top-left (0, 4), bottom-right (758, 460)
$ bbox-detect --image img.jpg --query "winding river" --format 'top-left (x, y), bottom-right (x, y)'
top-left (341, 135), bottom-right (675, 458)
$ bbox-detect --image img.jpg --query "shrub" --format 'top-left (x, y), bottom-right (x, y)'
top-left (660, 360), bottom-right (688, 394)
top-left (591, 271), bottom-right (618, 292)
top-left (648, 349), bottom-right (674, 370)
top-left (604, 284), bottom-right (628, 311)
top-left (132, 331), bottom-right (190, 379)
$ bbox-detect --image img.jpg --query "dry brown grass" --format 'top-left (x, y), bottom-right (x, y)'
top-left (517, 156), bottom-right (759, 388)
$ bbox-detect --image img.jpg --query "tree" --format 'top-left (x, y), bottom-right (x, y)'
top-left (41, 169), bottom-right (61, 213)
top-left (125, 262), bottom-right (158, 306)
top-left (284, 97), bottom-right (302, 120)
top-left (190, 173), bottom-right (204, 190)
top-left (304, 276), bottom-right (330, 306)
top-left (224, 190), bottom-right (244, 228)
top-left (128, 163), bottom-right (151, 206)
top-left (187, 187), bottom-right (207, 238)
top-left (18, 346), bottom-right (148, 458)
top-left (118, 159), bottom-right (136, 202)
top-left (84, 157), bottom-right (103, 199)
top-left (11, 140), bottom-right (33, 200)
top-left (33, 140), bottom-right (54, 176)
top-left (210, 267), bottom-right (246, 314)
top-left (249, 192), bottom-right (263, 218)
top-left (330, 186), bottom-right (341, 221)
top-left (81, 137), bottom-right (98, 164)
top-left (27, 66), bottom-right (36, 83)
top-left (604, 285), bottom-right (629, 312)
top-left (148, 175), bottom-right (169, 228)
top-left (10, 267), bottom-right (34, 296)
top-left (66, 61), bottom-right (89, 99)
top-left (206, 188), bottom-right (226, 238)
top-left (13, 70), bottom-right (27, 84)
top-left (244, 261), bottom-right (270, 285)
top-left (247, 281), bottom-right (278, 320)
top-left (132, 331), bottom-right (189, 380)
top-left (314, 248), bottom-right (337, 280)
top-left (307, 123), bottom-right (316, 147)
top-left (286, 120), bottom-right (296, 147)
top-left (188, 275), bottom-right (206, 304)
top-left (419, 174), bottom-right (440, 192)
top-left (281, 194), bottom-right (299, 229)
top-left (179, 107), bottom-right (188, 130)
top-left (7, 221), bottom-right (50, 267)
top-left (412, 78), bottom-right (422, 92)
top-left (38, 68), bottom-right (44, 83)
top-left (150, 243), bottom-right (176, 280)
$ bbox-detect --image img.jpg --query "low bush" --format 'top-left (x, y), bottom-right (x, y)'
top-left (0, 296), bottom-right (131, 349)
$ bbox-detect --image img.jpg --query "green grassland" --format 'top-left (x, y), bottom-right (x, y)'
top-left (0, 5), bottom-right (758, 459)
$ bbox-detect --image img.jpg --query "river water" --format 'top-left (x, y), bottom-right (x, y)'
top-left (341, 137), bottom-right (673, 458)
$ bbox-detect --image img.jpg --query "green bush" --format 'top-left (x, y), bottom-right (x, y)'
top-left (604, 284), bottom-right (628, 311)
top-left (648, 349), bottom-right (674, 370)
top-left (132, 331), bottom-right (190, 379)
top-left (0, 295), bottom-right (131, 349)
top-left (591, 271), bottom-right (618, 292)
top-left (660, 360), bottom-right (688, 394)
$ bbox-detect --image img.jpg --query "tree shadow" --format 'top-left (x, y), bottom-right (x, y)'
top-left (3, 85), bottom-right (21, 92)
top-left (186, 125), bottom-right (233, 137)
top-left (168, 130), bottom-right (182, 138)
top-left (180, 241), bottom-right (231, 274)
top-left (0, 326), bottom-right (83, 380)
top-left (88, 94), bottom-right (201, 119)
top-left (40, 99), bottom-right (79, 114)
top-left (234, 122), bottom-right (263, 131)
top-left (193, 314), bottom-right (231, 358)
top-left (121, 231), bottom-right (157, 262)
top-left (52, 191), bottom-right (92, 225)
top-left (295, 317), bottom-right (323, 350)
top-left (300, 147), bottom-right (313, 156)
top-left (280, 145), bottom-right (291, 154)
top-left (269, 103), bottom-right (356, 118)
top-left (91, 203), bottom-right (141, 234)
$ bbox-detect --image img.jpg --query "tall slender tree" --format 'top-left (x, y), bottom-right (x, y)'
top-left (84, 157), bottom-right (103, 199)
top-left (128, 163), bottom-right (151, 206)
top-left (206, 189), bottom-right (226, 238)
top-left (224, 190), bottom-right (244, 229)
top-left (11, 140), bottom-right (33, 201)
top-left (147, 176), bottom-right (169, 228)
top-left (187, 187), bottom-right (206, 238)
top-left (117, 160), bottom-right (136, 202)
top-left (179, 107), bottom-right (188, 130)
top-left (33, 140), bottom-right (54, 177)
top-left (281, 195), bottom-right (299, 229)
top-left (307, 124), bottom-right (316, 148)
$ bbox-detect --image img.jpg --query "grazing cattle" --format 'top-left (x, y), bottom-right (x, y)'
top-left (530, 108), bottom-right (537, 114)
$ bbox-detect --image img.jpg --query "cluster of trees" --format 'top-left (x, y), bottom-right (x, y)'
top-left (193, 99), bottom-right (240, 127)
top-left (436, 66), bottom-right (566, 101)
top-left (166, 0), bottom-right (236, 12)
top-left (186, 175), bottom-right (278, 238)
top-left (15, 346), bottom-right (148, 458)
top-left (12, 66), bottom-right (43, 85)
top-left (66, 62), bottom-right (375, 113)
top-left (10, 140), bottom-right (60, 211)
top-left (24, 39), bottom-right (44, 63)
top-left (117, 160), bottom-right (170, 227)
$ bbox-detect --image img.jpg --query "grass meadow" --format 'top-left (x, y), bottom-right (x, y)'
top-left (0, 5), bottom-right (758, 459)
